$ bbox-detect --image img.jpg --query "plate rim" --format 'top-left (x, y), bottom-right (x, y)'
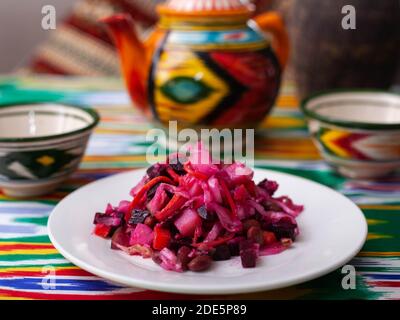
top-left (48, 168), bottom-right (368, 295)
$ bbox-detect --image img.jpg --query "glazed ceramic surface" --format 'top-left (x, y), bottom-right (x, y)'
top-left (302, 91), bottom-right (400, 179)
top-left (0, 103), bottom-right (99, 197)
top-left (48, 168), bottom-right (367, 294)
top-left (103, 0), bottom-right (289, 128)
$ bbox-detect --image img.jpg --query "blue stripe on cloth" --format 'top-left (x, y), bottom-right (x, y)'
top-left (364, 273), bottom-right (400, 280)
top-left (0, 207), bottom-right (53, 214)
top-left (0, 225), bottom-right (38, 233)
top-left (0, 277), bottom-right (123, 291)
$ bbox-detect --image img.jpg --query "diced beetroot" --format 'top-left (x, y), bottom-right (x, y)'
top-left (111, 227), bottom-right (130, 250)
top-left (262, 212), bottom-right (299, 240)
top-left (240, 240), bottom-right (259, 268)
top-left (227, 237), bottom-right (244, 256)
top-left (93, 212), bottom-right (123, 227)
top-left (240, 248), bottom-right (258, 268)
top-left (174, 208), bottom-right (202, 237)
top-left (270, 221), bottom-right (297, 241)
top-left (177, 246), bottom-right (192, 270)
top-left (239, 239), bottom-right (258, 251)
top-left (212, 244), bottom-right (231, 261)
top-left (152, 251), bottom-right (162, 265)
top-left (129, 223), bottom-right (154, 246)
top-left (146, 188), bottom-right (169, 215)
top-left (117, 200), bottom-right (131, 215)
top-left (228, 242), bottom-right (240, 256)
top-left (257, 179), bottom-right (279, 196)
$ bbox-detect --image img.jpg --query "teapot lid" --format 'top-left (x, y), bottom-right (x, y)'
top-left (158, 0), bottom-right (254, 16)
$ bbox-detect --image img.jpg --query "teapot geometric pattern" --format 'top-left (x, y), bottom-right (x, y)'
top-left (102, 0), bottom-right (287, 128)
top-left (150, 33), bottom-right (281, 126)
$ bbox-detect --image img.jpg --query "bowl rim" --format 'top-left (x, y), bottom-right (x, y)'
top-left (0, 102), bottom-right (100, 143)
top-left (301, 89), bottom-right (400, 130)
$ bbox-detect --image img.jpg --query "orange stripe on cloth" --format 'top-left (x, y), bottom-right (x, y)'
top-left (358, 252), bottom-right (400, 257)
top-left (275, 96), bottom-right (300, 108)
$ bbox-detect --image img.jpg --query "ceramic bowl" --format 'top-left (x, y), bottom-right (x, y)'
top-left (0, 103), bottom-right (99, 197)
top-left (301, 90), bottom-right (400, 179)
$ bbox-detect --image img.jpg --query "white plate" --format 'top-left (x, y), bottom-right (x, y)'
top-left (48, 168), bottom-right (367, 295)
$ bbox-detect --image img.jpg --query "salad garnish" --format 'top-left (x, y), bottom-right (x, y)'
top-left (93, 143), bottom-right (303, 272)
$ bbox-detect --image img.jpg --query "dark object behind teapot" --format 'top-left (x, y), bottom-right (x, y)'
top-left (289, 0), bottom-right (400, 99)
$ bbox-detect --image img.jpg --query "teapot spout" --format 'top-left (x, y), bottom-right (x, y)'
top-left (101, 14), bottom-right (148, 110)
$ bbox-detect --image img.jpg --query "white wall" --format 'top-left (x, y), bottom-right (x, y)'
top-left (0, 0), bottom-right (76, 73)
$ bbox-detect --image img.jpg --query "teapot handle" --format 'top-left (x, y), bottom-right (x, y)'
top-left (253, 12), bottom-right (289, 69)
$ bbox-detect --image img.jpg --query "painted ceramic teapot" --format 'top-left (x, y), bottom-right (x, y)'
top-left (103, 0), bottom-right (289, 128)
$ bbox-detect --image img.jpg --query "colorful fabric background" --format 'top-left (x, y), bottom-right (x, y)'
top-left (0, 76), bottom-right (399, 300)
top-left (26, 0), bottom-right (273, 76)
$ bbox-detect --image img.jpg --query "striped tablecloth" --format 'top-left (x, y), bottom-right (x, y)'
top-left (0, 76), bottom-right (399, 300)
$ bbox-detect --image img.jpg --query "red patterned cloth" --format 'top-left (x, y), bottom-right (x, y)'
top-left (27, 0), bottom-right (273, 76)
top-left (28, 0), bottom-right (162, 75)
